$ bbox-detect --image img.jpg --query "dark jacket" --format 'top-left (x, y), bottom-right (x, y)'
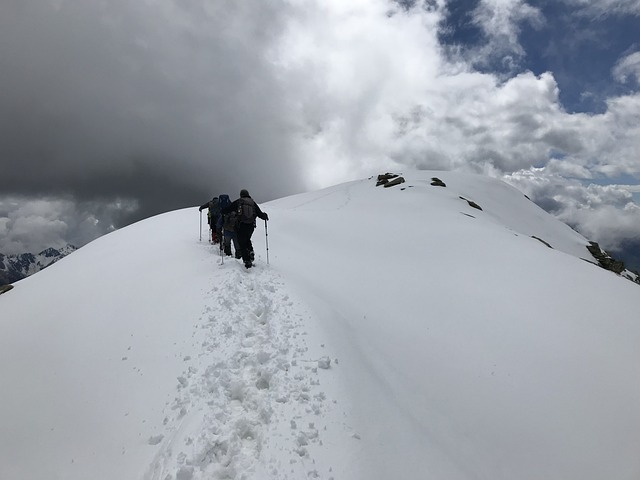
top-left (222, 196), bottom-right (268, 223)
top-left (199, 197), bottom-right (219, 213)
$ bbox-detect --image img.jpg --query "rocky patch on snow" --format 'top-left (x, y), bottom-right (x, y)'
top-left (374, 172), bottom-right (399, 187)
top-left (586, 241), bottom-right (640, 284)
top-left (459, 196), bottom-right (483, 211)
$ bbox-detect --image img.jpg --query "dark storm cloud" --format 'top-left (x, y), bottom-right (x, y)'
top-left (0, 0), bottom-right (304, 235)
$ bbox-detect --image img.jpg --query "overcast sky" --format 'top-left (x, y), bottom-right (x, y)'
top-left (1, 0), bottom-right (639, 264)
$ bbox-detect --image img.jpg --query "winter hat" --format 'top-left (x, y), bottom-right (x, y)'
top-left (240, 189), bottom-right (250, 198)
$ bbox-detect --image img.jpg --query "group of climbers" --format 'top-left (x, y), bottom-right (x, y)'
top-left (199, 189), bottom-right (268, 269)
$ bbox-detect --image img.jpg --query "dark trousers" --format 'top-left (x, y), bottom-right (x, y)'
top-left (237, 222), bottom-right (255, 265)
top-left (223, 230), bottom-right (240, 257)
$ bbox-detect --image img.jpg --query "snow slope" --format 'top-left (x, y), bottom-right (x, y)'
top-left (1, 170), bottom-right (640, 480)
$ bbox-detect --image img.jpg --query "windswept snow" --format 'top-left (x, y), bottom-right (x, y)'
top-left (1, 170), bottom-right (640, 480)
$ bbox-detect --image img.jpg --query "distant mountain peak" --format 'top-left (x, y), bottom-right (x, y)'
top-left (0, 244), bottom-right (77, 286)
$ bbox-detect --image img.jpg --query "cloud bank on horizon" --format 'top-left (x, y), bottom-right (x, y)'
top-left (1, 0), bottom-right (639, 260)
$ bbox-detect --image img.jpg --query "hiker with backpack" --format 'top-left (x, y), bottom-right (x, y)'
top-left (222, 189), bottom-right (269, 269)
top-left (199, 197), bottom-right (221, 243)
top-left (216, 194), bottom-right (242, 259)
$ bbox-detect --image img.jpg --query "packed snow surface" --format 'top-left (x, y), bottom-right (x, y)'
top-left (1, 171), bottom-right (640, 480)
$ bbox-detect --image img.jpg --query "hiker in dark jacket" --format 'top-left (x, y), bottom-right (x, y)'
top-left (222, 189), bottom-right (268, 268)
top-left (217, 210), bottom-right (241, 258)
top-left (199, 197), bottom-right (220, 243)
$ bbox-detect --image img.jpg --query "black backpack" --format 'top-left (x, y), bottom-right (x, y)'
top-left (218, 194), bottom-right (231, 211)
top-left (217, 194), bottom-right (235, 230)
top-left (237, 197), bottom-right (255, 224)
top-left (209, 197), bottom-right (220, 218)
top-left (222, 211), bottom-right (238, 231)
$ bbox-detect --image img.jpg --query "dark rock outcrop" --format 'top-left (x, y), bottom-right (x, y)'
top-left (376, 173), bottom-right (399, 186)
top-left (531, 236), bottom-right (553, 249)
top-left (459, 197), bottom-right (483, 211)
top-left (384, 176), bottom-right (405, 188)
top-left (375, 173), bottom-right (405, 188)
top-left (586, 242), bottom-right (626, 274)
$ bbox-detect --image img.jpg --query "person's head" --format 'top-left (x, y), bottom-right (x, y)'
top-left (240, 189), bottom-right (250, 198)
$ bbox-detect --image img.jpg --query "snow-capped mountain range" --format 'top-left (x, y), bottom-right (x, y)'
top-left (2, 171), bottom-right (640, 480)
top-left (0, 244), bottom-right (76, 286)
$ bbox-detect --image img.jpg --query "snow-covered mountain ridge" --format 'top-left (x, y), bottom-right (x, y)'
top-left (375, 172), bottom-right (639, 284)
top-left (0, 244), bottom-right (76, 286)
top-left (2, 170), bottom-right (640, 480)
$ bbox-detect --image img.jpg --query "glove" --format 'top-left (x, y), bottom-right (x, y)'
top-left (199, 206), bottom-right (204, 211)
top-left (264, 213), bottom-right (269, 221)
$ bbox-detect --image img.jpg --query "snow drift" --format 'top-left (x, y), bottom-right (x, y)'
top-left (1, 170), bottom-right (639, 480)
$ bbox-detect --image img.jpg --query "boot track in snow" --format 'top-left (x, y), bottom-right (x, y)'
top-left (144, 252), bottom-right (342, 480)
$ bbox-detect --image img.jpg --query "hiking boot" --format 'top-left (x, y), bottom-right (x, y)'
top-left (235, 253), bottom-right (242, 259)
top-left (245, 262), bottom-right (252, 269)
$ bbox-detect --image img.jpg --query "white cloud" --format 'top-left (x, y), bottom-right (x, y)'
top-left (561, 202), bottom-right (640, 250)
top-left (613, 51), bottom-right (640, 83)
top-left (270, 0), bottom-right (640, 254)
top-left (275, 0), bottom-right (447, 187)
top-left (505, 168), bottom-right (640, 251)
top-left (0, 196), bottom-right (137, 255)
top-left (561, 0), bottom-right (640, 17)
top-left (469, 0), bottom-right (545, 69)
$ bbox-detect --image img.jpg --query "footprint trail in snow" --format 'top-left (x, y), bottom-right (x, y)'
top-left (145, 257), bottom-right (343, 480)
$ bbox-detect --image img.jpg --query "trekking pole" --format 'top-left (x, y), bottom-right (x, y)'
top-left (220, 233), bottom-right (224, 265)
top-left (199, 211), bottom-right (202, 242)
top-left (265, 219), bottom-right (269, 265)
